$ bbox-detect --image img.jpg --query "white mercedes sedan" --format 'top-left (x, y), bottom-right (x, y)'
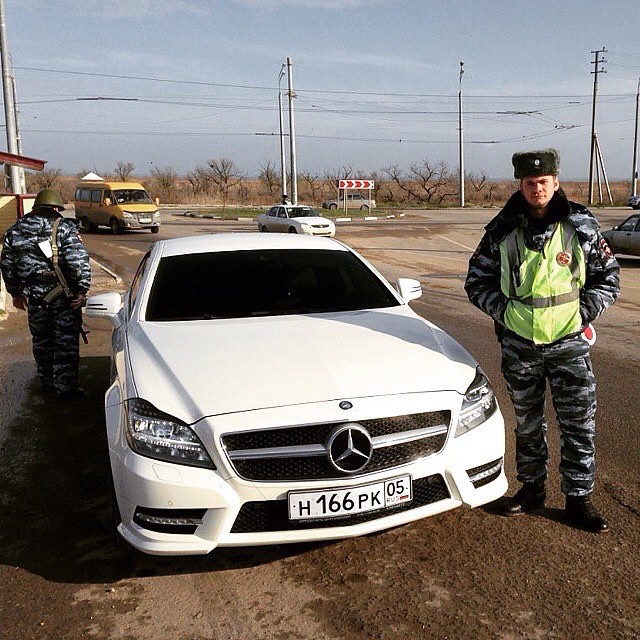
top-left (86, 233), bottom-right (506, 556)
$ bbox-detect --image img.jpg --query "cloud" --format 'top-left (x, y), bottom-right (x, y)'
top-left (233, 0), bottom-right (386, 9)
top-left (15, 0), bottom-right (211, 18)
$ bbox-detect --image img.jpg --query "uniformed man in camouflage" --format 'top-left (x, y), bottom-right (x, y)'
top-left (464, 149), bottom-right (619, 533)
top-left (1, 188), bottom-right (91, 398)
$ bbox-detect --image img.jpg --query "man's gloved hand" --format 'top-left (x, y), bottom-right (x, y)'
top-left (69, 293), bottom-right (87, 310)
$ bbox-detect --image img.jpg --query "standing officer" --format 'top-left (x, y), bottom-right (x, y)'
top-left (464, 149), bottom-right (619, 533)
top-left (1, 188), bottom-right (91, 398)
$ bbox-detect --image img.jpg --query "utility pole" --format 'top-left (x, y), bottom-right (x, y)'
top-left (0, 0), bottom-right (22, 193)
top-left (632, 76), bottom-right (639, 198)
top-left (278, 63), bottom-right (288, 203)
top-left (286, 57), bottom-right (298, 205)
top-left (11, 74), bottom-right (26, 193)
top-left (458, 61), bottom-right (465, 207)
top-left (588, 47), bottom-right (606, 205)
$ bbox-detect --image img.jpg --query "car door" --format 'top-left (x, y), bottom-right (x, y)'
top-left (275, 207), bottom-right (289, 232)
top-left (614, 215), bottom-right (640, 253)
top-left (263, 207), bottom-right (277, 231)
top-left (629, 217), bottom-right (640, 256)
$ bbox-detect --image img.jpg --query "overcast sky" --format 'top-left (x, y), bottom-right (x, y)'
top-left (5, 0), bottom-right (640, 180)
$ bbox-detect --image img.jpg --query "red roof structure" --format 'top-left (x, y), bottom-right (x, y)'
top-left (0, 151), bottom-right (46, 171)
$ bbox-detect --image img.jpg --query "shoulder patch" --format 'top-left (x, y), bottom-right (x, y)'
top-left (600, 237), bottom-right (613, 258)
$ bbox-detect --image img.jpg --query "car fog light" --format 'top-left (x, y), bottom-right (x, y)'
top-left (456, 368), bottom-right (497, 437)
top-left (124, 398), bottom-right (215, 469)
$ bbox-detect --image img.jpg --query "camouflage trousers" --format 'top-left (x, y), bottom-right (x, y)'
top-left (27, 296), bottom-right (81, 394)
top-left (500, 332), bottom-right (597, 497)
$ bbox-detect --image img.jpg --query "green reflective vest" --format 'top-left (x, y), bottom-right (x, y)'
top-left (499, 222), bottom-right (585, 344)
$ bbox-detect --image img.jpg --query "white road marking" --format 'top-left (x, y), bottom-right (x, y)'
top-left (435, 234), bottom-right (475, 251)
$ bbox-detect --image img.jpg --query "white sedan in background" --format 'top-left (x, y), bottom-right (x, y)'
top-left (257, 204), bottom-right (335, 236)
top-left (86, 233), bottom-right (506, 556)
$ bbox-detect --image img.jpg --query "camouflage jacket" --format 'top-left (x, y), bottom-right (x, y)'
top-left (464, 188), bottom-right (620, 339)
top-left (1, 207), bottom-right (91, 301)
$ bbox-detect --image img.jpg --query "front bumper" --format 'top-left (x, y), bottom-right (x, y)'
top-left (109, 394), bottom-right (506, 556)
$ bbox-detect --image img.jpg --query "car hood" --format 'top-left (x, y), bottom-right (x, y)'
top-left (291, 216), bottom-right (333, 224)
top-left (126, 307), bottom-right (477, 423)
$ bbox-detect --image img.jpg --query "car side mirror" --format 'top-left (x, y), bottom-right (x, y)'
top-left (86, 292), bottom-right (123, 328)
top-left (396, 278), bottom-right (422, 302)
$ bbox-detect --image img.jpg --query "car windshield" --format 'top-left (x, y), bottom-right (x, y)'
top-left (145, 249), bottom-right (399, 321)
top-left (113, 189), bottom-right (152, 204)
top-left (289, 208), bottom-right (317, 217)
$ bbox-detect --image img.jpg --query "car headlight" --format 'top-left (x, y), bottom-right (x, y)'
top-left (153, 211), bottom-right (160, 218)
top-left (122, 211), bottom-right (134, 219)
top-left (124, 398), bottom-right (215, 469)
top-left (456, 368), bottom-right (497, 437)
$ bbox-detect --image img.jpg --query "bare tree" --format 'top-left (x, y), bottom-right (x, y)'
top-left (30, 167), bottom-right (64, 190)
top-left (258, 160), bottom-right (280, 200)
top-left (186, 167), bottom-right (213, 196)
top-left (409, 159), bottom-right (454, 204)
top-left (204, 158), bottom-right (244, 211)
top-left (369, 170), bottom-right (385, 202)
top-left (114, 161), bottom-right (134, 181)
top-left (468, 171), bottom-right (487, 194)
top-left (383, 164), bottom-right (420, 202)
top-left (299, 171), bottom-right (322, 203)
top-left (151, 166), bottom-right (178, 202)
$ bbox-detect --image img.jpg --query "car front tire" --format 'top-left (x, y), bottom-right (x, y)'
top-left (329, 203), bottom-right (337, 210)
top-left (110, 218), bottom-right (121, 235)
top-left (288, 227), bottom-right (297, 233)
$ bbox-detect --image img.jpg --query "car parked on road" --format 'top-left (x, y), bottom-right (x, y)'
top-left (602, 214), bottom-right (640, 257)
top-left (627, 195), bottom-right (640, 209)
top-left (257, 204), bottom-right (335, 236)
top-left (86, 233), bottom-right (506, 555)
top-left (322, 193), bottom-right (376, 211)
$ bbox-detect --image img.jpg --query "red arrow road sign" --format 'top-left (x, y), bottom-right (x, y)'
top-left (338, 179), bottom-right (374, 189)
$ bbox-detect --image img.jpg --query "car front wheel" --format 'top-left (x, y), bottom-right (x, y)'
top-left (329, 203), bottom-right (337, 210)
top-left (80, 216), bottom-right (95, 232)
top-left (110, 218), bottom-right (121, 235)
top-left (360, 205), bottom-right (370, 211)
top-left (260, 225), bottom-right (268, 232)
top-left (288, 227), bottom-right (297, 233)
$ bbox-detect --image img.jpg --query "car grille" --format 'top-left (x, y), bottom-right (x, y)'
top-left (230, 474), bottom-right (450, 533)
top-left (221, 411), bottom-right (451, 482)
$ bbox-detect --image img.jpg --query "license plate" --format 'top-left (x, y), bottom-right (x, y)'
top-left (138, 218), bottom-right (151, 224)
top-left (288, 475), bottom-right (412, 521)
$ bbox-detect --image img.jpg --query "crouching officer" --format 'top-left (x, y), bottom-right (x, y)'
top-left (1, 188), bottom-right (91, 398)
top-left (464, 149), bottom-right (620, 533)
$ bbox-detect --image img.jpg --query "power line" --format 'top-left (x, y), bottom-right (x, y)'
top-left (14, 65), bottom-right (634, 100)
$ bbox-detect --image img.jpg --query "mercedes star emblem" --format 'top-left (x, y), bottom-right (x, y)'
top-left (326, 423), bottom-right (373, 474)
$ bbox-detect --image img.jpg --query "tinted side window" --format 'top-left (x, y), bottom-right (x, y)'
top-left (90, 189), bottom-right (102, 203)
top-left (620, 217), bottom-right (638, 230)
top-left (78, 189), bottom-right (91, 202)
top-left (128, 253), bottom-right (151, 318)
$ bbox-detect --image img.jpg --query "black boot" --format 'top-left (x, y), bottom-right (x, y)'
top-left (565, 496), bottom-right (609, 533)
top-left (499, 482), bottom-right (546, 516)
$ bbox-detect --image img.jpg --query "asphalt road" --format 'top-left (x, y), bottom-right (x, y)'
top-left (0, 208), bottom-right (638, 639)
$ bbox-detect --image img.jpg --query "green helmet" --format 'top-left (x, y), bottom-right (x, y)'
top-left (33, 188), bottom-right (65, 210)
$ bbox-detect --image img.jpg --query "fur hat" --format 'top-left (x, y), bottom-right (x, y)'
top-left (512, 148), bottom-right (560, 179)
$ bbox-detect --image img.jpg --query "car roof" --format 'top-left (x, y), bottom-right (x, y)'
top-left (270, 203), bottom-right (314, 209)
top-left (155, 232), bottom-right (346, 257)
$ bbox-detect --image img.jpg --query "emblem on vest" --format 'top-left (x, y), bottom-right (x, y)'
top-left (556, 251), bottom-right (571, 266)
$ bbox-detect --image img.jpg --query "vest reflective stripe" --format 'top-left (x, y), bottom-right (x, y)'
top-left (499, 222), bottom-right (585, 344)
